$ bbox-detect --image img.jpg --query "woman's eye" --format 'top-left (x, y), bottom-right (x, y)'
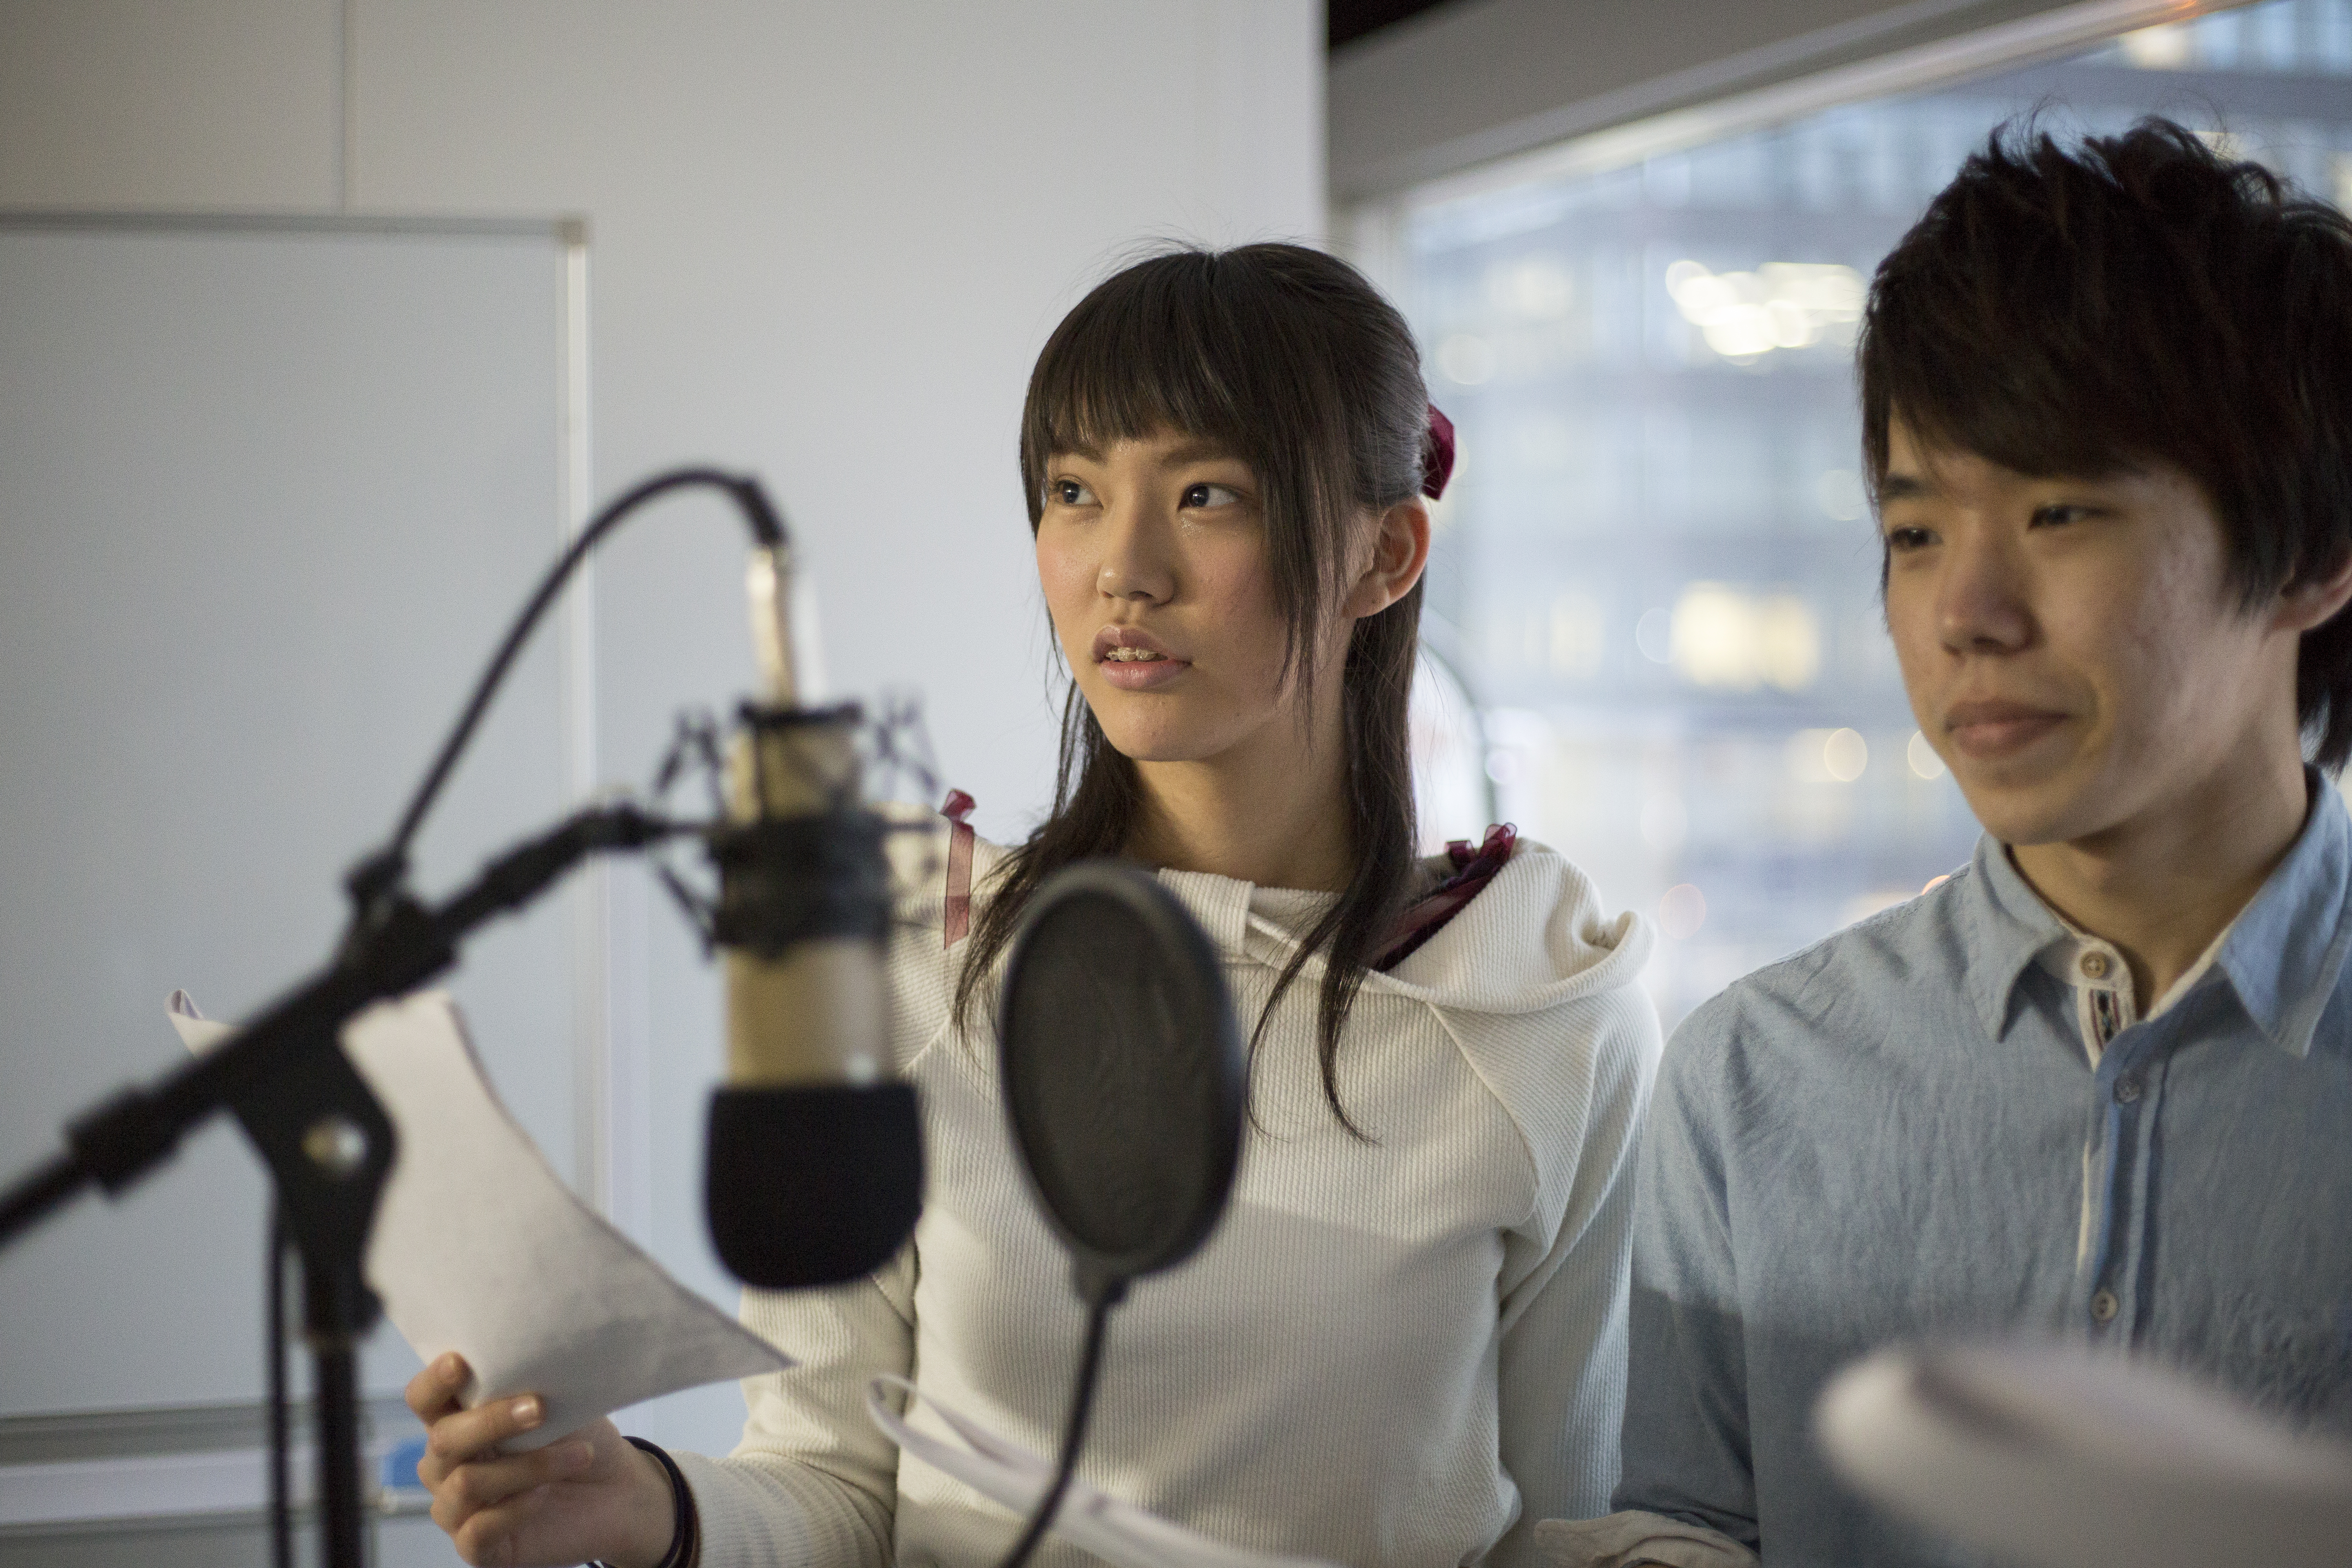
top-left (1180, 482), bottom-right (1243, 509)
top-left (1049, 478), bottom-right (1096, 507)
top-left (2031, 503), bottom-right (2090, 528)
top-left (1883, 525), bottom-right (1934, 553)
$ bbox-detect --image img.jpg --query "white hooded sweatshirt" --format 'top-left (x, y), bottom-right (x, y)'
top-left (674, 815), bottom-right (1662, 1568)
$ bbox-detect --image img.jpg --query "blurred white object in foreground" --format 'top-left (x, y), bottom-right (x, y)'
top-left (1817, 1342), bottom-right (2352, 1568)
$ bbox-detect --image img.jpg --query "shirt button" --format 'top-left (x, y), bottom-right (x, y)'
top-left (2090, 1288), bottom-right (2120, 1323)
top-left (2079, 951), bottom-right (2111, 980)
top-left (2116, 1075), bottom-right (2143, 1104)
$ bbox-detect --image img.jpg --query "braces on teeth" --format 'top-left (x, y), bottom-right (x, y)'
top-left (1104, 647), bottom-right (1165, 661)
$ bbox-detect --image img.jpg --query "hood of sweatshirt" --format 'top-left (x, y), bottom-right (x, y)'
top-left (887, 806), bottom-right (1651, 1025)
top-left (1202, 838), bottom-right (1647, 1020)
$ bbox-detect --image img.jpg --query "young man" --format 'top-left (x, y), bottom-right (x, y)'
top-left (1548, 121), bottom-right (2352, 1566)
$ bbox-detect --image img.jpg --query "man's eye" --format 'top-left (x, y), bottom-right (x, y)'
top-left (1049, 478), bottom-right (1096, 506)
top-left (1180, 482), bottom-right (1242, 509)
top-left (2031, 503), bottom-right (2090, 528)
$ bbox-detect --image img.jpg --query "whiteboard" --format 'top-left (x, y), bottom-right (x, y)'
top-left (0, 214), bottom-right (590, 1412)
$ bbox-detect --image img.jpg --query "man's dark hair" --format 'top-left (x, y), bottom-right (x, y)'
top-left (1859, 117), bottom-right (2352, 766)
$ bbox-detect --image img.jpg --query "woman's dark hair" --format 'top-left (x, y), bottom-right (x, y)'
top-left (953, 242), bottom-right (1433, 1131)
top-left (1859, 116), bottom-right (2352, 766)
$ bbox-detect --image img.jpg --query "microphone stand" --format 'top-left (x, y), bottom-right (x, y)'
top-left (0, 464), bottom-right (798, 1568)
top-left (0, 800), bottom-right (677, 1568)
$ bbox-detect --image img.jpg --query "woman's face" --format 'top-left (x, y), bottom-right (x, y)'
top-left (1034, 430), bottom-right (1314, 767)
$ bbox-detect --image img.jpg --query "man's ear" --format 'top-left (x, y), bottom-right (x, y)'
top-left (1344, 498), bottom-right (1432, 620)
top-left (2276, 549), bottom-right (2352, 635)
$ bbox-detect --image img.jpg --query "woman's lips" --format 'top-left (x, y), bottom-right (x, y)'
top-left (1098, 655), bottom-right (1191, 691)
top-left (1091, 626), bottom-right (1190, 690)
top-left (1945, 699), bottom-right (2068, 760)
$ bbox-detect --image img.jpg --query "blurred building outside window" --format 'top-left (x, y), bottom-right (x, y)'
top-left (1395, 0), bottom-right (2352, 1029)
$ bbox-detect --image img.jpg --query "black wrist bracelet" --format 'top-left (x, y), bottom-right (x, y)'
top-left (592, 1437), bottom-right (695, 1568)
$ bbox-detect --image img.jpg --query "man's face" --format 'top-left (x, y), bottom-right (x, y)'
top-left (1878, 417), bottom-right (2300, 848)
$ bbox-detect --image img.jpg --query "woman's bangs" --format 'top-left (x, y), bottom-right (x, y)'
top-left (1027, 268), bottom-right (1258, 473)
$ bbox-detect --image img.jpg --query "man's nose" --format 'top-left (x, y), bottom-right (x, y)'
top-left (1936, 526), bottom-right (2033, 655)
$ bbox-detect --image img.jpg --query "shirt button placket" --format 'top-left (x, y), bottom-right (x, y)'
top-left (2091, 1039), bottom-right (2158, 1337)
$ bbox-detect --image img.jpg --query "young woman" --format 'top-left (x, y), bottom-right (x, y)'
top-left (407, 243), bottom-right (1661, 1568)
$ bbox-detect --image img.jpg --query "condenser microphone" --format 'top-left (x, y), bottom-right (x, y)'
top-left (702, 532), bottom-right (923, 1289)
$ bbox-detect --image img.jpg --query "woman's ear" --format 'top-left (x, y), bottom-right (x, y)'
top-left (1344, 498), bottom-right (1432, 620)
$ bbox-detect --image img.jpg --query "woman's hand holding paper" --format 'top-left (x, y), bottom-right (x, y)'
top-left (406, 1352), bottom-right (679, 1568)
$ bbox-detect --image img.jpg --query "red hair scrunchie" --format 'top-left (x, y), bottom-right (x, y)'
top-left (1421, 403), bottom-right (1456, 501)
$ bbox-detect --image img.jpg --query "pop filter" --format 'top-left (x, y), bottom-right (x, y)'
top-left (989, 859), bottom-right (1245, 1567)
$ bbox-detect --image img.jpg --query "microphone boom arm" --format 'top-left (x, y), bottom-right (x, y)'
top-left (0, 799), bottom-right (680, 1255)
top-left (0, 797), bottom-right (679, 1568)
top-left (0, 466), bottom-right (808, 1568)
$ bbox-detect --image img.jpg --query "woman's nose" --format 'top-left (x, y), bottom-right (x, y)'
top-left (1096, 505), bottom-right (1176, 604)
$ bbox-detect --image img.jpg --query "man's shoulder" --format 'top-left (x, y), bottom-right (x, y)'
top-left (1664, 867), bottom-right (1981, 1082)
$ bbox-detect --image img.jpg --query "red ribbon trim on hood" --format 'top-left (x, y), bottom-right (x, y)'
top-left (942, 789), bottom-right (976, 948)
top-left (1374, 823), bottom-right (1516, 972)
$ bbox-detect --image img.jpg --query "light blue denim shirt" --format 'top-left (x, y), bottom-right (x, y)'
top-left (1614, 771), bottom-right (2352, 1566)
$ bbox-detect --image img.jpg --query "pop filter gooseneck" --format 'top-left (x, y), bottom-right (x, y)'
top-left (992, 860), bottom-right (1246, 1568)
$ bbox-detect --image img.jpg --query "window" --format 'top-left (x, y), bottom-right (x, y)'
top-left (1395, 0), bottom-right (2352, 1027)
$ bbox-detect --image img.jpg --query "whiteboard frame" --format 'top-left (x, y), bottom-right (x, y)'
top-left (0, 209), bottom-right (617, 1228)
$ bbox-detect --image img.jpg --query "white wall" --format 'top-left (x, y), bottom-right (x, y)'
top-left (0, 0), bottom-right (1322, 838)
top-left (0, 0), bottom-right (1322, 1453)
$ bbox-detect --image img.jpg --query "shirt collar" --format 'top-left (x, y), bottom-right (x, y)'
top-left (1962, 834), bottom-right (2070, 1042)
top-left (2216, 768), bottom-right (2352, 1058)
top-left (1960, 768), bottom-right (2352, 1057)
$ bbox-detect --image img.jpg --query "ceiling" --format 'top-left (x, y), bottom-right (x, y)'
top-left (1328, 0), bottom-right (1464, 51)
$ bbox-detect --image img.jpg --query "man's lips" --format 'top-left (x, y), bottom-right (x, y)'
top-left (1945, 699), bottom-right (2069, 760)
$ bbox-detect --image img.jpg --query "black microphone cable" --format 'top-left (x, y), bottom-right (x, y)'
top-left (267, 1205), bottom-right (291, 1568)
top-left (993, 1291), bottom-right (1116, 1568)
top-left (349, 466), bottom-right (785, 924)
top-left (261, 467), bottom-right (789, 1561)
